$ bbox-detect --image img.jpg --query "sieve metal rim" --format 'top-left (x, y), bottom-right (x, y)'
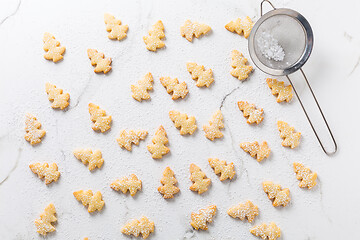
top-left (248, 8), bottom-right (314, 76)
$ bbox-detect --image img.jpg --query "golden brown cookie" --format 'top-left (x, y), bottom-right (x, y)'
top-left (169, 110), bottom-right (197, 135)
top-left (186, 62), bottom-right (214, 87)
top-left (87, 49), bottom-right (112, 73)
top-left (293, 162), bottom-right (317, 189)
top-left (110, 174), bottom-right (142, 196)
top-left (29, 162), bottom-right (60, 185)
top-left (24, 113), bottom-right (46, 145)
top-left (203, 110), bottom-right (224, 141)
top-left (230, 50), bottom-right (253, 80)
top-left (208, 158), bottom-right (235, 181)
top-left (227, 200), bottom-right (259, 223)
top-left (104, 13), bottom-right (128, 40)
top-left (43, 32), bottom-right (65, 62)
top-left (34, 203), bottom-right (57, 236)
top-left (240, 141), bottom-right (271, 162)
top-left (158, 167), bottom-right (180, 199)
top-left (190, 205), bottom-right (217, 230)
top-left (147, 125), bottom-right (170, 159)
top-left (143, 20), bottom-right (165, 51)
top-left (189, 164), bottom-right (211, 194)
top-left (225, 17), bottom-right (254, 38)
top-left (73, 190), bottom-right (105, 213)
top-left (121, 216), bottom-right (155, 239)
top-left (277, 121), bottom-right (301, 148)
top-left (160, 77), bottom-right (188, 100)
top-left (263, 181), bottom-right (290, 207)
top-left (250, 222), bottom-right (281, 240)
top-left (180, 20), bottom-right (211, 42)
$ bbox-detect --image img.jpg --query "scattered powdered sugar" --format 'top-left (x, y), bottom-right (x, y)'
top-left (257, 31), bottom-right (285, 61)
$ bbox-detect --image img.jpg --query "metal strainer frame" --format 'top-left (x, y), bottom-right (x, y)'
top-left (248, 0), bottom-right (337, 155)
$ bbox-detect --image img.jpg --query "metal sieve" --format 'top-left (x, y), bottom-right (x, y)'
top-left (248, 0), bottom-right (337, 155)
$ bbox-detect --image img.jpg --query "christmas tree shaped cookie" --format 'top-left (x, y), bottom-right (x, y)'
top-left (73, 149), bottom-right (104, 171)
top-left (104, 13), bottom-right (128, 40)
top-left (158, 167), bottom-right (180, 199)
top-left (263, 181), bottom-right (290, 207)
top-left (277, 120), bottom-right (301, 148)
top-left (186, 62), bottom-right (214, 87)
top-left (208, 158), bottom-right (235, 181)
top-left (143, 20), bottom-right (165, 51)
top-left (238, 101), bottom-right (264, 124)
top-left (29, 162), bottom-right (60, 185)
top-left (160, 76), bottom-right (189, 100)
top-left (230, 50), bottom-right (253, 81)
top-left (43, 32), bottom-right (65, 62)
top-left (34, 203), bottom-right (57, 236)
top-left (203, 110), bottom-right (224, 141)
top-left (45, 82), bottom-right (70, 110)
top-left (116, 130), bottom-right (148, 151)
top-left (87, 49), bottom-right (112, 73)
top-left (225, 17), bottom-right (254, 38)
top-left (88, 103), bottom-right (112, 133)
top-left (147, 125), bottom-right (170, 159)
top-left (169, 110), bottom-right (197, 135)
top-left (267, 78), bottom-right (293, 103)
top-left (250, 222), bottom-right (281, 240)
top-left (293, 162), bottom-right (317, 189)
top-left (131, 72), bottom-right (154, 101)
top-left (180, 20), bottom-right (211, 42)
top-left (121, 216), bottom-right (155, 239)
top-left (240, 141), bottom-right (271, 162)
top-left (73, 190), bottom-right (105, 213)
top-left (190, 205), bottom-right (217, 230)
top-left (110, 174), bottom-right (142, 196)
top-left (189, 164), bottom-right (211, 194)
top-left (227, 200), bottom-right (259, 223)
top-left (25, 113), bottom-right (46, 145)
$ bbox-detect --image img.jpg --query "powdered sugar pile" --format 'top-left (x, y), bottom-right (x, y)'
top-left (257, 31), bottom-right (285, 61)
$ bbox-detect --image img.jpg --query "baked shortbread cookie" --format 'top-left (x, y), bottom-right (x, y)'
top-left (240, 141), bottom-right (271, 162)
top-left (45, 83), bottom-right (70, 110)
top-left (160, 76), bottom-right (188, 100)
top-left (230, 50), bottom-right (253, 80)
top-left (189, 164), bottom-right (211, 194)
top-left (116, 130), bottom-right (148, 151)
top-left (293, 162), bottom-right (317, 189)
top-left (225, 17), bottom-right (254, 38)
top-left (277, 121), bottom-right (301, 148)
top-left (29, 162), bottom-right (60, 185)
top-left (34, 203), bottom-right (57, 236)
top-left (190, 205), bottom-right (217, 230)
top-left (110, 174), bottom-right (142, 196)
top-left (208, 158), bottom-right (235, 181)
top-left (87, 49), bottom-right (112, 73)
top-left (73, 190), bottom-right (105, 213)
top-left (88, 103), bottom-right (112, 132)
top-left (203, 110), bottom-right (224, 141)
top-left (186, 62), bottom-right (214, 87)
top-left (147, 125), bottom-right (170, 159)
top-left (131, 73), bottom-right (154, 101)
top-left (158, 167), bottom-right (180, 199)
top-left (227, 200), bottom-right (259, 223)
top-left (180, 20), bottom-right (211, 42)
top-left (263, 181), bottom-right (290, 207)
top-left (43, 32), bottom-right (65, 62)
top-left (169, 110), bottom-right (197, 135)
top-left (238, 101), bottom-right (264, 124)
top-left (121, 216), bottom-right (155, 239)
top-left (143, 20), bottom-right (165, 51)
top-left (267, 78), bottom-right (293, 103)
top-left (73, 149), bottom-right (104, 171)
top-left (24, 113), bottom-right (46, 145)
top-left (104, 13), bottom-right (128, 40)
top-left (250, 222), bottom-right (281, 240)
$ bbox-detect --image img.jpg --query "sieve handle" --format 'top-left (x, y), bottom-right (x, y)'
top-left (286, 69), bottom-right (338, 155)
top-left (260, 0), bottom-right (276, 16)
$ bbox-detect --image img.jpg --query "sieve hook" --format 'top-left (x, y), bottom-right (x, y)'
top-left (286, 70), bottom-right (337, 155)
top-left (260, 0), bottom-right (276, 16)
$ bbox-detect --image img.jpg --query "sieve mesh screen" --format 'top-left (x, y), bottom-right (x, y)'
top-left (254, 14), bottom-right (306, 70)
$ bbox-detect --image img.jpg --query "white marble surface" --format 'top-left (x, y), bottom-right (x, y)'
top-left (0, 0), bottom-right (359, 239)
